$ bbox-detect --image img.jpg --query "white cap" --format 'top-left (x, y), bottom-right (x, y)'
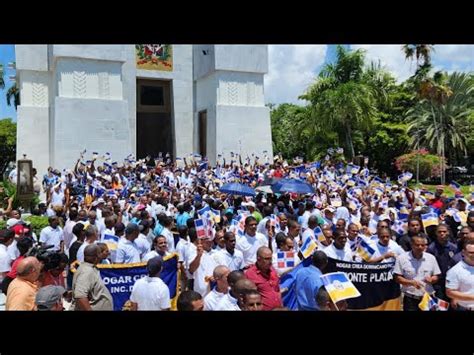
top-left (6, 218), bottom-right (20, 228)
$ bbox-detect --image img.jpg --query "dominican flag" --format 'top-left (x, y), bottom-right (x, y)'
top-left (391, 219), bottom-right (407, 236)
top-left (194, 219), bottom-right (208, 239)
top-left (277, 251), bottom-right (295, 269)
top-left (269, 214), bottom-right (281, 231)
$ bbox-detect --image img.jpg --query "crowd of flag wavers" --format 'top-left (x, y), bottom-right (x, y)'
top-left (0, 148), bottom-right (473, 311)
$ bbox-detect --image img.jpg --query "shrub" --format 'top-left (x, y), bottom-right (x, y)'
top-left (395, 149), bottom-right (446, 179)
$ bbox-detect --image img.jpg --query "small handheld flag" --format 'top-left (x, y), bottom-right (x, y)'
top-left (450, 181), bottom-right (461, 191)
top-left (321, 272), bottom-right (361, 303)
top-left (300, 236), bottom-right (318, 259)
top-left (276, 251), bottom-right (295, 269)
top-left (421, 211), bottom-right (438, 229)
top-left (356, 239), bottom-right (376, 262)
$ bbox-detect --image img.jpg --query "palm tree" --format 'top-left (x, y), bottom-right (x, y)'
top-left (6, 83), bottom-right (20, 109)
top-left (0, 64), bottom-right (5, 89)
top-left (407, 72), bottom-right (474, 183)
top-left (299, 45), bottom-right (379, 160)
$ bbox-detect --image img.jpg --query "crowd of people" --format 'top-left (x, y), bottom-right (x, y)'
top-left (0, 150), bottom-right (473, 311)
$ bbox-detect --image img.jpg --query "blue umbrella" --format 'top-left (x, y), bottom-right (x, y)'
top-left (272, 178), bottom-right (314, 194)
top-left (219, 182), bottom-right (256, 197)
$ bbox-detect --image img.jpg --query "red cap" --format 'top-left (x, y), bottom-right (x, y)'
top-left (11, 224), bottom-right (29, 235)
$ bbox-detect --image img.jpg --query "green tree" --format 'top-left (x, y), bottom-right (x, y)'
top-left (300, 45), bottom-right (379, 160)
top-left (406, 72), bottom-right (474, 183)
top-left (0, 118), bottom-right (17, 176)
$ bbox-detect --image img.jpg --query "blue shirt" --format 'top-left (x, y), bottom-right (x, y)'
top-left (295, 265), bottom-right (324, 310)
top-left (115, 239), bottom-right (141, 264)
top-left (154, 223), bottom-right (164, 237)
top-left (176, 212), bottom-right (191, 228)
top-left (426, 241), bottom-right (457, 278)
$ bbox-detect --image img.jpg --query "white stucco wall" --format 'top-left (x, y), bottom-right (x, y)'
top-left (215, 45), bottom-right (268, 74)
top-left (15, 45), bottom-right (51, 176)
top-left (216, 105), bottom-right (273, 162)
top-left (193, 45), bottom-right (215, 80)
top-left (193, 45), bottom-right (272, 165)
top-left (53, 97), bottom-right (131, 170)
top-left (15, 45), bottom-right (49, 72)
top-left (16, 44), bottom-right (272, 174)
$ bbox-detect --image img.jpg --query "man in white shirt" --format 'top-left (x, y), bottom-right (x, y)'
top-left (136, 221), bottom-right (152, 260)
top-left (368, 227), bottom-right (404, 263)
top-left (161, 217), bottom-right (176, 252)
top-left (322, 230), bottom-right (353, 262)
top-left (394, 235), bottom-right (441, 311)
top-left (130, 256), bottom-right (171, 311)
top-left (39, 216), bottom-right (64, 252)
top-left (214, 232), bottom-right (244, 271)
top-left (0, 230), bottom-right (15, 283)
top-left (236, 216), bottom-right (267, 267)
top-left (188, 237), bottom-right (218, 297)
top-left (446, 238), bottom-right (474, 310)
top-left (63, 209), bottom-right (79, 257)
top-left (204, 265), bottom-right (230, 310)
top-left (214, 278), bottom-right (257, 311)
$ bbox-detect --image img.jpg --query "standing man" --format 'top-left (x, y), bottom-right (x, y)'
top-left (6, 257), bottom-right (42, 311)
top-left (394, 235), bottom-right (441, 311)
top-left (129, 256), bottom-right (171, 311)
top-left (72, 244), bottom-right (113, 311)
top-left (245, 246), bottom-right (282, 310)
top-left (295, 251), bottom-right (328, 310)
top-left (214, 232), bottom-right (244, 271)
top-left (446, 238), bottom-right (474, 310)
top-left (236, 216), bottom-right (267, 267)
top-left (39, 216), bottom-right (64, 252)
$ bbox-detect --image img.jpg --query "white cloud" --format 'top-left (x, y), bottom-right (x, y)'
top-left (265, 45), bottom-right (327, 104)
top-left (264, 44), bottom-right (473, 105)
top-left (352, 45), bottom-right (414, 82)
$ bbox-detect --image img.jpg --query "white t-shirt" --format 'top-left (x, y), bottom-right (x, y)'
top-left (204, 288), bottom-right (227, 311)
top-left (136, 234), bottom-right (152, 260)
top-left (323, 243), bottom-right (353, 262)
top-left (214, 292), bottom-right (241, 311)
top-left (370, 240), bottom-right (404, 263)
top-left (130, 276), bottom-right (171, 310)
top-left (236, 232), bottom-right (268, 267)
top-left (0, 244), bottom-right (11, 281)
top-left (189, 251), bottom-right (218, 297)
top-left (63, 219), bottom-right (77, 252)
top-left (39, 226), bottom-right (64, 251)
top-left (51, 190), bottom-right (65, 207)
top-left (7, 240), bottom-right (19, 263)
top-left (143, 250), bottom-right (170, 262)
top-left (161, 228), bottom-right (175, 252)
top-left (213, 249), bottom-right (244, 271)
top-left (446, 260), bottom-right (474, 308)
top-left (76, 240), bottom-right (96, 263)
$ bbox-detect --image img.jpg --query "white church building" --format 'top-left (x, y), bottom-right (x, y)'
top-left (15, 45), bottom-right (273, 174)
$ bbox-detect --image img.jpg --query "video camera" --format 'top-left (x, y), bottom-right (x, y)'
top-left (26, 243), bottom-right (56, 265)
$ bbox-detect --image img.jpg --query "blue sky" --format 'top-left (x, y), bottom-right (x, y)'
top-left (1, 44), bottom-right (473, 120)
top-left (0, 44), bottom-right (16, 120)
